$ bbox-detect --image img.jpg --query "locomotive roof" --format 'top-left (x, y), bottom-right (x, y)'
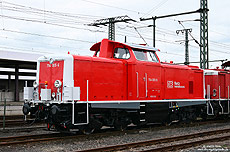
top-left (125, 43), bottom-right (160, 52)
top-left (90, 39), bottom-right (160, 52)
top-left (204, 69), bottom-right (219, 75)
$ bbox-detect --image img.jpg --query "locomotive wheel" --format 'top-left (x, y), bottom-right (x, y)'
top-left (79, 119), bottom-right (102, 135)
top-left (114, 123), bottom-right (127, 131)
top-left (79, 125), bottom-right (95, 135)
top-left (222, 114), bottom-right (229, 120)
top-left (114, 119), bottom-right (128, 131)
top-left (55, 124), bottom-right (70, 132)
top-left (163, 114), bottom-right (175, 126)
top-left (162, 120), bottom-right (172, 126)
top-left (201, 107), bottom-right (207, 120)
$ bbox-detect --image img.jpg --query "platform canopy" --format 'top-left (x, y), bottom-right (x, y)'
top-left (0, 50), bottom-right (50, 101)
top-left (0, 50), bottom-right (43, 70)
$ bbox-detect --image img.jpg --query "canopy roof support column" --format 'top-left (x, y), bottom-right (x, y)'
top-left (15, 65), bottom-right (19, 101)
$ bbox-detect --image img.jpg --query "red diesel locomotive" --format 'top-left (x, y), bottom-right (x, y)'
top-left (23, 39), bottom-right (230, 133)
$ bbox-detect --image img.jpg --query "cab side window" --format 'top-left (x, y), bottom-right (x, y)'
top-left (133, 49), bottom-right (159, 62)
top-left (114, 48), bottom-right (130, 59)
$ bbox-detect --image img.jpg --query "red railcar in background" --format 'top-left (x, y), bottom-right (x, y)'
top-left (204, 69), bottom-right (230, 115)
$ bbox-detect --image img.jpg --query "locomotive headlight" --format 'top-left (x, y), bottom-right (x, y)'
top-left (52, 92), bottom-right (56, 98)
top-left (54, 80), bottom-right (62, 88)
top-left (213, 89), bottom-right (217, 97)
top-left (33, 91), bottom-right (38, 98)
top-left (33, 81), bottom-right (38, 88)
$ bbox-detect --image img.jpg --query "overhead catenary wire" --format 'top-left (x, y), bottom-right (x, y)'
top-left (0, 1), bottom-right (217, 47)
top-left (1, 0), bottom-right (228, 52)
top-left (0, 14), bottom-right (105, 31)
top-left (141, 0), bottom-right (170, 18)
top-left (0, 28), bottom-right (96, 43)
top-left (115, 26), bottom-right (230, 56)
top-left (1, 25), bottom-right (228, 59)
top-left (0, 27), bottom-right (198, 59)
top-left (1, 6), bottom-right (97, 24)
top-left (0, 35), bottom-right (83, 50)
top-left (2, 1), bottom-right (103, 19)
top-left (171, 17), bottom-right (230, 38)
top-left (0, 0), bottom-right (4, 28)
top-left (0, 45), bottom-right (55, 54)
top-left (0, 1), bottom-right (104, 30)
top-left (172, 18), bottom-right (230, 50)
top-left (0, 1), bottom-right (228, 62)
top-left (127, 24), bottom-right (230, 53)
top-left (79, 0), bottom-right (140, 14)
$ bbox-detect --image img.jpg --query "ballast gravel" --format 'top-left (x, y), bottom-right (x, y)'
top-left (0, 120), bottom-right (230, 152)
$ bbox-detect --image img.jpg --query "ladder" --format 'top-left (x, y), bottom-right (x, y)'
top-left (139, 103), bottom-right (146, 122)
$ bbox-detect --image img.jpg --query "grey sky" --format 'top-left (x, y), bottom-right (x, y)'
top-left (0, 0), bottom-right (229, 68)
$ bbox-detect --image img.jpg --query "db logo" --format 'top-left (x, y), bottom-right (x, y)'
top-left (174, 81), bottom-right (180, 86)
top-left (167, 81), bottom-right (173, 88)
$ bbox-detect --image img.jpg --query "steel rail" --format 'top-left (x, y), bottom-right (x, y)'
top-left (77, 128), bottom-right (230, 152)
top-left (0, 128), bottom-right (130, 146)
top-left (0, 120), bottom-right (44, 128)
top-left (0, 119), bottom-right (228, 147)
top-left (0, 115), bottom-right (24, 120)
top-left (142, 135), bottom-right (230, 152)
top-left (0, 128), bottom-right (127, 146)
top-left (0, 133), bottom-right (66, 146)
top-left (0, 120), bottom-right (36, 126)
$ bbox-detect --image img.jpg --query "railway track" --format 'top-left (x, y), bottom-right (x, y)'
top-left (0, 127), bottom-right (131, 147)
top-left (0, 119), bottom-right (229, 148)
top-left (0, 120), bottom-right (31, 127)
top-left (77, 128), bottom-right (230, 152)
top-left (0, 115), bottom-right (45, 128)
top-left (0, 119), bottom-right (44, 128)
top-left (0, 132), bottom-right (73, 146)
top-left (0, 115), bottom-right (24, 120)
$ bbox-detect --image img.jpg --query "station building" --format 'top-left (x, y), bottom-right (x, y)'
top-left (0, 50), bottom-right (42, 102)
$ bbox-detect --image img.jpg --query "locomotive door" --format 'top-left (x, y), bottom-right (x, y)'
top-left (219, 74), bottom-right (226, 98)
top-left (136, 61), bottom-right (161, 100)
top-left (136, 61), bottom-right (148, 99)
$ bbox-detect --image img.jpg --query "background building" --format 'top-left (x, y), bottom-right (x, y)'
top-left (0, 50), bottom-right (42, 102)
